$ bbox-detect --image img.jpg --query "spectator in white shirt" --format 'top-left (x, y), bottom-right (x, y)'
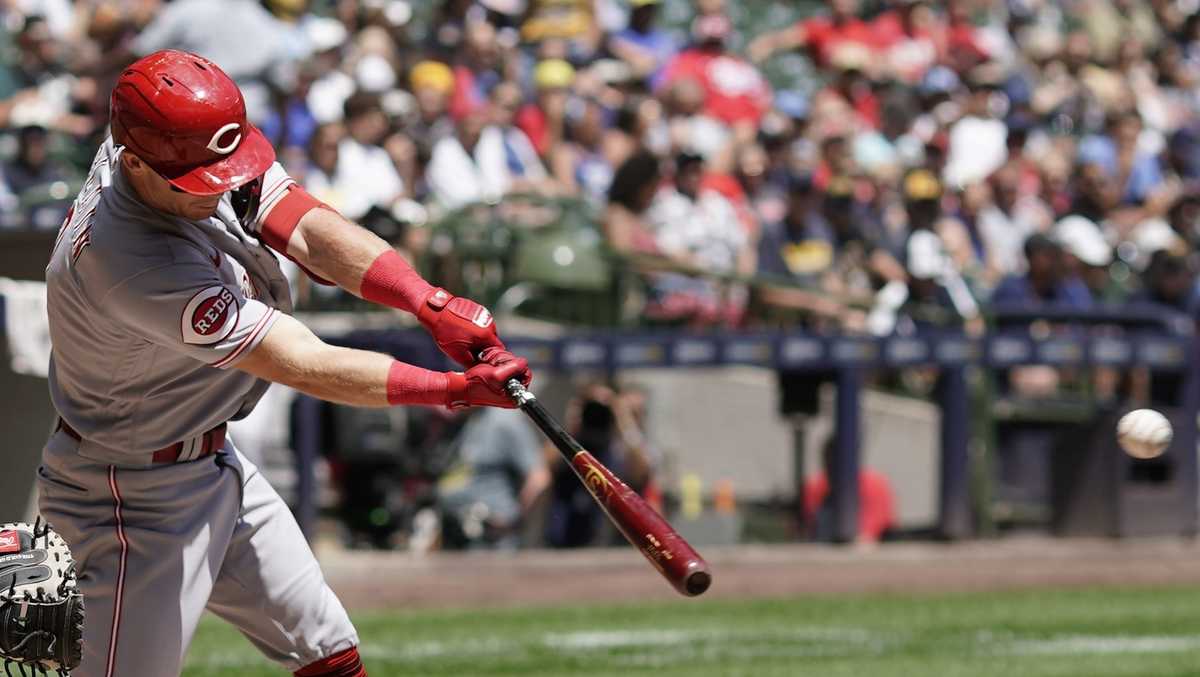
top-left (648, 152), bottom-right (750, 275)
top-left (943, 64), bottom-right (1008, 190)
top-left (427, 102), bottom-right (509, 209)
top-left (976, 163), bottom-right (1044, 280)
top-left (481, 81), bottom-right (551, 189)
top-left (333, 92), bottom-right (405, 219)
top-left (301, 122), bottom-right (350, 213)
top-left (640, 152), bottom-right (754, 324)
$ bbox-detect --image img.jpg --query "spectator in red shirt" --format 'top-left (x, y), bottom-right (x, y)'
top-left (656, 13), bottom-right (772, 132)
top-left (878, 0), bottom-right (946, 83)
top-left (944, 0), bottom-right (990, 72)
top-left (747, 0), bottom-right (897, 68)
top-left (449, 19), bottom-right (505, 121)
top-left (802, 436), bottom-right (897, 544)
top-left (515, 58), bottom-right (574, 157)
top-left (814, 43), bottom-right (882, 130)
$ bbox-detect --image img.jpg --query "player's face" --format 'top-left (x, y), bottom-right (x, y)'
top-left (153, 174), bottom-right (223, 220)
top-left (121, 153), bottom-right (223, 220)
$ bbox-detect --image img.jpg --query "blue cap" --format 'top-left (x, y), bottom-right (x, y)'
top-left (1003, 72), bottom-right (1033, 107)
top-left (775, 90), bottom-right (809, 120)
top-left (919, 66), bottom-right (960, 96)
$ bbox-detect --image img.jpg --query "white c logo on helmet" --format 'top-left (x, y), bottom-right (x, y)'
top-left (206, 122), bottom-right (242, 155)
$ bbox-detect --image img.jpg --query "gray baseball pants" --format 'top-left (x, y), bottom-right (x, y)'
top-left (36, 428), bottom-right (358, 677)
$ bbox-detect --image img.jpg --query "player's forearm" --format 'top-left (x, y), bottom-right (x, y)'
top-left (285, 207), bottom-right (386, 288)
top-left (282, 199), bottom-right (514, 372)
top-left (258, 344), bottom-right (449, 408)
top-left (290, 348), bottom-right (396, 407)
top-left (287, 207), bottom-right (433, 313)
top-left (237, 313), bottom-right (448, 408)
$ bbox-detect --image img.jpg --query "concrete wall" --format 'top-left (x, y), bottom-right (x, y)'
top-left (0, 360), bottom-right (55, 520)
top-left (632, 368), bottom-right (941, 529)
top-left (0, 231), bottom-right (56, 520)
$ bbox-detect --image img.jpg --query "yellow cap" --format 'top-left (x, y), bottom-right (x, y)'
top-left (904, 169), bottom-right (942, 201)
top-left (410, 60), bottom-right (455, 94)
top-left (534, 59), bottom-right (576, 90)
top-left (629, 0), bottom-right (661, 6)
top-left (266, 0), bottom-right (305, 18)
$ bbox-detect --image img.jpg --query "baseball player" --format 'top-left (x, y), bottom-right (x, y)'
top-left (39, 50), bottom-right (532, 677)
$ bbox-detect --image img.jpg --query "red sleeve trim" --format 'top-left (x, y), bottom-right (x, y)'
top-left (259, 185), bottom-right (337, 286)
top-left (260, 185), bottom-right (328, 254)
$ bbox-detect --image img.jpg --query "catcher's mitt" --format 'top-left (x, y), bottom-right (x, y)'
top-left (0, 520), bottom-right (83, 676)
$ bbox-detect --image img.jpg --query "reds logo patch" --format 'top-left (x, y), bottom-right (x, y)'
top-left (0, 530), bottom-right (20, 554)
top-left (181, 285), bottom-right (239, 345)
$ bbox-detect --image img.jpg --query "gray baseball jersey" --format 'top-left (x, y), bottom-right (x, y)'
top-left (47, 137), bottom-right (294, 462)
top-left (38, 139), bottom-right (358, 676)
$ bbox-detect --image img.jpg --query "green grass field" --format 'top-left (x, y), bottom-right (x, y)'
top-left (179, 586), bottom-right (1200, 676)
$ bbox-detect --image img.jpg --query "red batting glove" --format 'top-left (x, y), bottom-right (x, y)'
top-left (417, 288), bottom-right (505, 368)
top-left (478, 346), bottom-right (532, 387)
top-left (445, 356), bottom-right (531, 409)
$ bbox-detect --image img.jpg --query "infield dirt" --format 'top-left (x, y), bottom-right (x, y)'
top-left (315, 536), bottom-right (1200, 610)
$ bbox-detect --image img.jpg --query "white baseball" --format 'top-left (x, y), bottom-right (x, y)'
top-left (1116, 409), bottom-right (1173, 459)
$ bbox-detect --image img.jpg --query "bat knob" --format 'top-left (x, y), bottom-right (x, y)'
top-left (506, 379), bottom-right (534, 405)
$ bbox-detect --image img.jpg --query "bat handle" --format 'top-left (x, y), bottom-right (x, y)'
top-left (475, 346), bottom-right (531, 406)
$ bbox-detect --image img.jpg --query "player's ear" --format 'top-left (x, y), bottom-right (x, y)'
top-left (120, 151), bottom-right (143, 174)
top-left (121, 152), bottom-right (163, 188)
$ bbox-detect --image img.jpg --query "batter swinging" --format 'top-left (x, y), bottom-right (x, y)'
top-left (39, 50), bottom-right (532, 677)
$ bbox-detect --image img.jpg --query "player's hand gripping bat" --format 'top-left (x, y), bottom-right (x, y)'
top-left (506, 380), bottom-right (712, 596)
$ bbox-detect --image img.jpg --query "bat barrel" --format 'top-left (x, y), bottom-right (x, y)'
top-left (507, 380), bottom-right (712, 597)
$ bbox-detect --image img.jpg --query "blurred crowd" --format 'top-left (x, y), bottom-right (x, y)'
top-left (2, 0), bottom-right (1200, 332)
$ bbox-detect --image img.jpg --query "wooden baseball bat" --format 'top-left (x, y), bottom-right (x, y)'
top-left (507, 380), bottom-right (712, 596)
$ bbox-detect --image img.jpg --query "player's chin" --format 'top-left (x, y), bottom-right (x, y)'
top-left (181, 199), bottom-right (222, 219)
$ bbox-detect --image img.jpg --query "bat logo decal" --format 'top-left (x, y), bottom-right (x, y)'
top-left (577, 457), bottom-right (613, 503)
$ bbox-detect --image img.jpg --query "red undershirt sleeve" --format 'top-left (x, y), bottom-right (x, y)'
top-left (251, 167), bottom-right (336, 286)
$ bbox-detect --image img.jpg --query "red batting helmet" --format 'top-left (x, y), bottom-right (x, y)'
top-left (110, 50), bottom-right (274, 196)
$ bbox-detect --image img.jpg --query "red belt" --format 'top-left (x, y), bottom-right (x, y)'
top-left (57, 419), bottom-right (227, 464)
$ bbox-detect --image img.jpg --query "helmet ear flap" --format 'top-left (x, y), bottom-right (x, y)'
top-left (231, 175), bottom-right (262, 230)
